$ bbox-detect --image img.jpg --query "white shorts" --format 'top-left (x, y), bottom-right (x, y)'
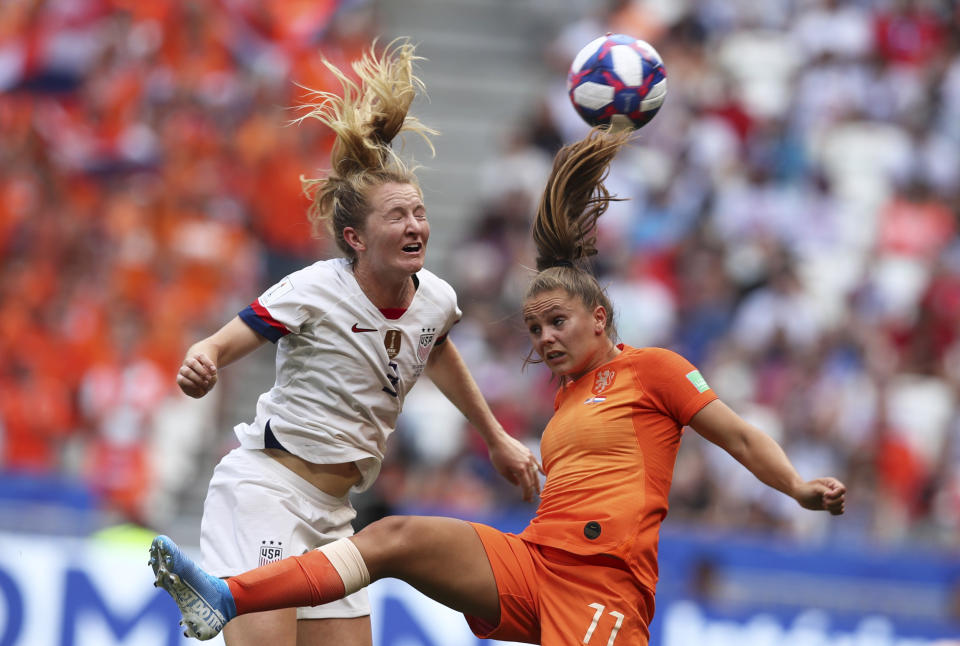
top-left (200, 447), bottom-right (370, 620)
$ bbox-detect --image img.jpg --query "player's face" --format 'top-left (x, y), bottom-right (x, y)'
top-left (353, 182), bottom-right (429, 277)
top-left (523, 288), bottom-right (609, 381)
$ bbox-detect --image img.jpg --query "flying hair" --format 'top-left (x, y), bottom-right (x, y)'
top-left (524, 127), bottom-right (633, 359)
top-left (293, 39), bottom-right (438, 258)
top-left (531, 127), bottom-right (633, 272)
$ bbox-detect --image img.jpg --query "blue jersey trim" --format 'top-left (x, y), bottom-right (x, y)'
top-left (239, 305), bottom-right (284, 343)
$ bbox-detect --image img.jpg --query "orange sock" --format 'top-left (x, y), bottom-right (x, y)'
top-left (226, 550), bottom-right (346, 615)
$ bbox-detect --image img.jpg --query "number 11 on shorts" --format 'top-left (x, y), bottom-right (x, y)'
top-left (582, 602), bottom-right (625, 645)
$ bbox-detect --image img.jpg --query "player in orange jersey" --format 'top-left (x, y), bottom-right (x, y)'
top-left (150, 128), bottom-right (846, 645)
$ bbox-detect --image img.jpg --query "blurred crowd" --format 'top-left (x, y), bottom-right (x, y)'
top-left (1, 0), bottom-right (959, 550)
top-left (0, 0), bottom-right (369, 521)
top-left (391, 0), bottom-right (960, 549)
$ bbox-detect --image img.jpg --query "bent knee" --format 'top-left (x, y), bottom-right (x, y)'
top-left (364, 515), bottom-right (410, 534)
top-left (361, 515), bottom-right (423, 549)
top-left (354, 516), bottom-right (418, 566)
top-left (355, 516), bottom-right (448, 575)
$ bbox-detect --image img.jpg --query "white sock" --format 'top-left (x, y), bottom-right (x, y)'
top-left (317, 538), bottom-right (370, 594)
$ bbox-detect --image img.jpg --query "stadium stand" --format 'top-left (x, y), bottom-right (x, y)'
top-left (0, 0), bottom-right (958, 557)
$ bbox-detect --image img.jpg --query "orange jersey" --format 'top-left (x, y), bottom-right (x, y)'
top-left (519, 345), bottom-right (717, 592)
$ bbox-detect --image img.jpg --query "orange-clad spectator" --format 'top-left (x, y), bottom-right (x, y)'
top-left (85, 436), bottom-right (151, 521)
top-left (58, 281), bottom-right (115, 384)
top-left (231, 108), bottom-right (331, 261)
top-left (285, 4), bottom-right (376, 94)
top-left (77, 301), bottom-right (170, 519)
top-left (0, 366), bottom-right (75, 472)
top-left (79, 348), bottom-right (167, 521)
top-left (246, 148), bottom-right (317, 259)
top-left (0, 170), bottom-right (39, 255)
top-left (0, 295), bottom-right (66, 392)
top-left (875, 423), bottom-right (927, 518)
top-left (266, 1), bottom-right (341, 46)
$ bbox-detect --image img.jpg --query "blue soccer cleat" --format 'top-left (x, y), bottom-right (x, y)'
top-left (149, 535), bottom-right (237, 640)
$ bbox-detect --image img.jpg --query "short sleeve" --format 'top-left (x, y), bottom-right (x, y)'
top-left (435, 296), bottom-right (462, 346)
top-left (638, 347), bottom-right (718, 426)
top-left (238, 274), bottom-right (311, 343)
top-left (420, 270), bottom-right (462, 346)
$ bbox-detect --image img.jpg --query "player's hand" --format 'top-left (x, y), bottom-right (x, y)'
top-left (794, 477), bottom-right (846, 515)
top-left (488, 432), bottom-right (543, 503)
top-left (177, 351), bottom-right (218, 398)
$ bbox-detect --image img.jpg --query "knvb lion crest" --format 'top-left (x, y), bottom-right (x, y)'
top-left (592, 369), bottom-right (616, 395)
top-left (417, 328), bottom-right (437, 362)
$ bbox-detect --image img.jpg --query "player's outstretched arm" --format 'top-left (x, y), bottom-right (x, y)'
top-left (177, 316), bottom-right (267, 398)
top-left (688, 399), bottom-right (846, 515)
top-left (425, 339), bottom-right (543, 501)
top-left (792, 477), bottom-right (846, 515)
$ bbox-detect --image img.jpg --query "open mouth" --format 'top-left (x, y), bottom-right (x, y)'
top-left (402, 242), bottom-right (423, 253)
top-left (545, 351), bottom-right (565, 361)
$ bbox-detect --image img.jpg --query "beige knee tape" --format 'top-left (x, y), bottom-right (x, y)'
top-left (317, 538), bottom-right (371, 594)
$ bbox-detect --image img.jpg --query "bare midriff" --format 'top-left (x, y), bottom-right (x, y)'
top-left (262, 449), bottom-right (362, 498)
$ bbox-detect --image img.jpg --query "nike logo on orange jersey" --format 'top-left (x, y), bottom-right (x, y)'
top-left (351, 323), bottom-right (377, 333)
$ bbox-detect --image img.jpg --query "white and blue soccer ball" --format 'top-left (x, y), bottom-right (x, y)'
top-left (567, 33), bottom-right (668, 131)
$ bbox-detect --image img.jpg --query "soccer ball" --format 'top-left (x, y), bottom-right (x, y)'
top-left (567, 34), bottom-right (667, 131)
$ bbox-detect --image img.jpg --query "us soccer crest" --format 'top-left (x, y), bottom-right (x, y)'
top-left (417, 327), bottom-right (437, 362)
top-left (259, 540), bottom-right (283, 566)
top-left (593, 369), bottom-right (616, 395)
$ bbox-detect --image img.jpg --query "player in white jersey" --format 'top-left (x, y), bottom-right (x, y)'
top-left (172, 41), bottom-right (542, 646)
top-left (234, 256), bottom-right (468, 485)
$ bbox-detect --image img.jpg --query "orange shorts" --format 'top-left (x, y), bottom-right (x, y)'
top-left (465, 522), bottom-right (656, 646)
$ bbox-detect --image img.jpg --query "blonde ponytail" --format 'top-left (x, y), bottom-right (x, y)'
top-left (295, 39), bottom-right (437, 258)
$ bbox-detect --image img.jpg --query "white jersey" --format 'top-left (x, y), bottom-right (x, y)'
top-left (235, 257), bottom-right (461, 492)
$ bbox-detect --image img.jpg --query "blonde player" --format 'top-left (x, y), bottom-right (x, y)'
top-left (171, 40), bottom-right (541, 646)
top-left (155, 128), bottom-right (845, 645)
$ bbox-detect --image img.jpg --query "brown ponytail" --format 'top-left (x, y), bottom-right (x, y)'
top-left (525, 128), bottom-right (633, 339)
